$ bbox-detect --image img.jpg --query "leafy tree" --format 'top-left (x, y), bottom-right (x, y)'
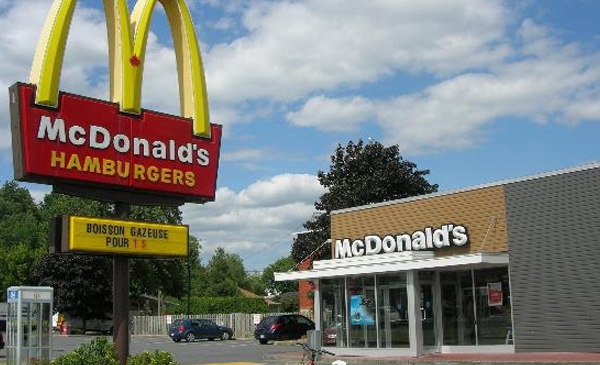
top-left (129, 205), bottom-right (182, 225)
top-left (242, 272), bottom-right (267, 296)
top-left (0, 182), bottom-right (45, 249)
top-left (36, 253), bottom-right (113, 329)
top-left (0, 182), bottom-right (47, 299)
top-left (34, 191), bottom-right (113, 324)
top-left (279, 292), bottom-right (299, 312)
top-left (188, 236), bottom-right (208, 296)
top-left (292, 140), bottom-right (438, 263)
top-left (0, 243), bottom-right (46, 300)
top-left (261, 257), bottom-right (298, 295)
top-left (129, 205), bottom-right (187, 300)
top-left (204, 247), bottom-right (246, 297)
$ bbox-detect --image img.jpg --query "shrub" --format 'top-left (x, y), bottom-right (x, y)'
top-left (31, 336), bottom-right (179, 365)
top-left (52, 336), bottom-right (119, 365)
top-left (127, 350), bottom-right (179, 365)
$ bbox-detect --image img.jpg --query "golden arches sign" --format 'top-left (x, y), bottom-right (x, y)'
top-left (29, 0), bottom-right (210, 138)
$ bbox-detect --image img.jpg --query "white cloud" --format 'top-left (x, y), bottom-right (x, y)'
top-left (284, 18), bottom-right (600, 154)
top-left (374, 21), bottom-right (600, 153)
top-left (286, 95), bottom-right (374, 132)
top-left (181, 173), bottom-right (325, 269)
top-left (221, 147), bottom-right (276, 162)
top-left (205, 0), bottom-right (512, 103)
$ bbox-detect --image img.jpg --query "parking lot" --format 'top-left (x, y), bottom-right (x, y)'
top-left (0, 334), bottom-right (300, 365)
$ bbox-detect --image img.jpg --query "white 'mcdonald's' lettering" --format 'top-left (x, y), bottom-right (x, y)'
top-left (37, 116), bottom-right (210, 166)
top-left (334, 224), bottom-right (469, 259)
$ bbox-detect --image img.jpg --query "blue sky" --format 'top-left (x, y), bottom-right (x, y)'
top-left (0, 0), bottom-right (599, 271)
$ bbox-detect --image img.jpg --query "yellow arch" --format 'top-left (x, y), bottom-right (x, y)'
top-left (29, 0), bottom-right (210, 138)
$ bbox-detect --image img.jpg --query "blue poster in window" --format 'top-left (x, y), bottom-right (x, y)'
top-left (350, 295), bottom-right (375, 325)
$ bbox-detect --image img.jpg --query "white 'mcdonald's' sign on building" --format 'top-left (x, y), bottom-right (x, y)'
top-left (334, 224), bottom-right (469, 259)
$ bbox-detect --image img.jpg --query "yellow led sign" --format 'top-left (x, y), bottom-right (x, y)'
top-left (65, 216), bottom-right (188, 257)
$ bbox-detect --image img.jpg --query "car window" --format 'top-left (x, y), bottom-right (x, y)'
top-left (260, 316), bottom-right (277, 325)
top-left (200, 319), bottom-right (213, 327)
top-left (191, 321), bottom-right (200, 327)
top-left (171, 319), bottom-right (183, 326)
top-left (297, 316), bottom-right (311, 325)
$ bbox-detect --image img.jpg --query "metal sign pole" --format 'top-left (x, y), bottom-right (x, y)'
top-left (113, 202), bottom-right (131, 365)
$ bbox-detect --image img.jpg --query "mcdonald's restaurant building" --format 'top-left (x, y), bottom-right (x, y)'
top-left (276, 163), bottom-right (600, 357)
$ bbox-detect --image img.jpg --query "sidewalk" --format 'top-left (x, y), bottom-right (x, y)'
top-left (263, 351), bottom-right (600, 365)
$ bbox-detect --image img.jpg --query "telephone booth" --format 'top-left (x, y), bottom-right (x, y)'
top-left (6, 286), bottom-right (53, 365)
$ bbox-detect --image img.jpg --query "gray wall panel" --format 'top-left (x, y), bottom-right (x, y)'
top-left (505, 167), bottom-right (600, 353)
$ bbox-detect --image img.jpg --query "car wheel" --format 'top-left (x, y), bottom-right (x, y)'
top-left (172, 338), bottom-right (181, 343)
top-left (259, 339), bottom-right (268, 345)
top-left (185, 332), bottom-right (195, 342)
top-left (220, 331), bottom-right (230, 340)
top-left (208, 337), bottom-right (215, 341)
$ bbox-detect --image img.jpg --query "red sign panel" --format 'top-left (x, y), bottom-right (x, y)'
top-left (11, 83), bottom-right (221, 204)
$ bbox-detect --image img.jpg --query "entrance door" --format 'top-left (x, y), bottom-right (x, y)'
top-left (378, 285), bottom-right (409, 348)
top-left (420, 283), bottom-right (436, 347)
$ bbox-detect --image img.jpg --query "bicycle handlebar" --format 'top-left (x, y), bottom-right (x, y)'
top-left (297, 342), bottom-right (335, 356)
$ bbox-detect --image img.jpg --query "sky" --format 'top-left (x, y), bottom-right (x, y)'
top-left (0, 0), bottom-right (599, 272)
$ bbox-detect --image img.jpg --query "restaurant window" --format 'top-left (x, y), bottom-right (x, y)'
top-left (474, 268), bottom-right (511, 345)
top-left (320, 278), bottom-right (347, 347)
top-left (440, 267), bottom-right (511, 346)
top-left (348, 275), bottom-right (376, 348)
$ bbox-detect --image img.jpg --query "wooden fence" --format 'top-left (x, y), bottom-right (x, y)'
top-left (131, 313), bottom-right (271, 339)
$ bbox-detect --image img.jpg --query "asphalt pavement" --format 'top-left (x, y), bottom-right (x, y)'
top-left (3, 335), bottom-right (600, 365)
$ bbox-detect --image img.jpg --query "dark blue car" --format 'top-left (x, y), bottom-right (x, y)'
top-left (168, 318), bottom-right (233, 342)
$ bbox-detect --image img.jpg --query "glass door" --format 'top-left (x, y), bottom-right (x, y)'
top-left (377, 285), bottom-right (409, 348)
top-left (420, 283), bottom-right (436, 347)
top-left (348, 276), bottom-right (377, 348)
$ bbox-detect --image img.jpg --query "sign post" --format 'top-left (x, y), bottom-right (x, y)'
top-left (113, 203), bottom-right (130, 365)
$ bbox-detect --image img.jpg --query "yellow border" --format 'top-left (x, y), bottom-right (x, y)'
top-left (29, 0), bottom-right (210, 138)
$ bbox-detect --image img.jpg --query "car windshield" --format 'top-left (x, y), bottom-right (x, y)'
top-left (260, 316), bottom-right (278, 325)
top-left (171, 319), bottom-right (184, 327)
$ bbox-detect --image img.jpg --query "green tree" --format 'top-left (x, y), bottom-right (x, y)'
top-left (35, 192), bottom-right (114, 324)
top-left (205, 247), bottom-right (246, 297)
top-left (128, 205), bottom-right (187, 300)
top-left (0, 243), bottom-right (46, 300)
top-left (261, 256), bottom-right (298, 295)
top-left (292, 140), bottom-right (438, 263)
top-left (0, 181), bottom-right (45, 249)
top-left (0, 182), bottom-right (47, 300)
top-left (279, 292), bottom-right (299, 312)
top-left (242, 272), bottom-right (267, 297)
top-left (188, 236), bottom-right (208, 296)
top-left (35, 254), bottom-right (112, 329)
